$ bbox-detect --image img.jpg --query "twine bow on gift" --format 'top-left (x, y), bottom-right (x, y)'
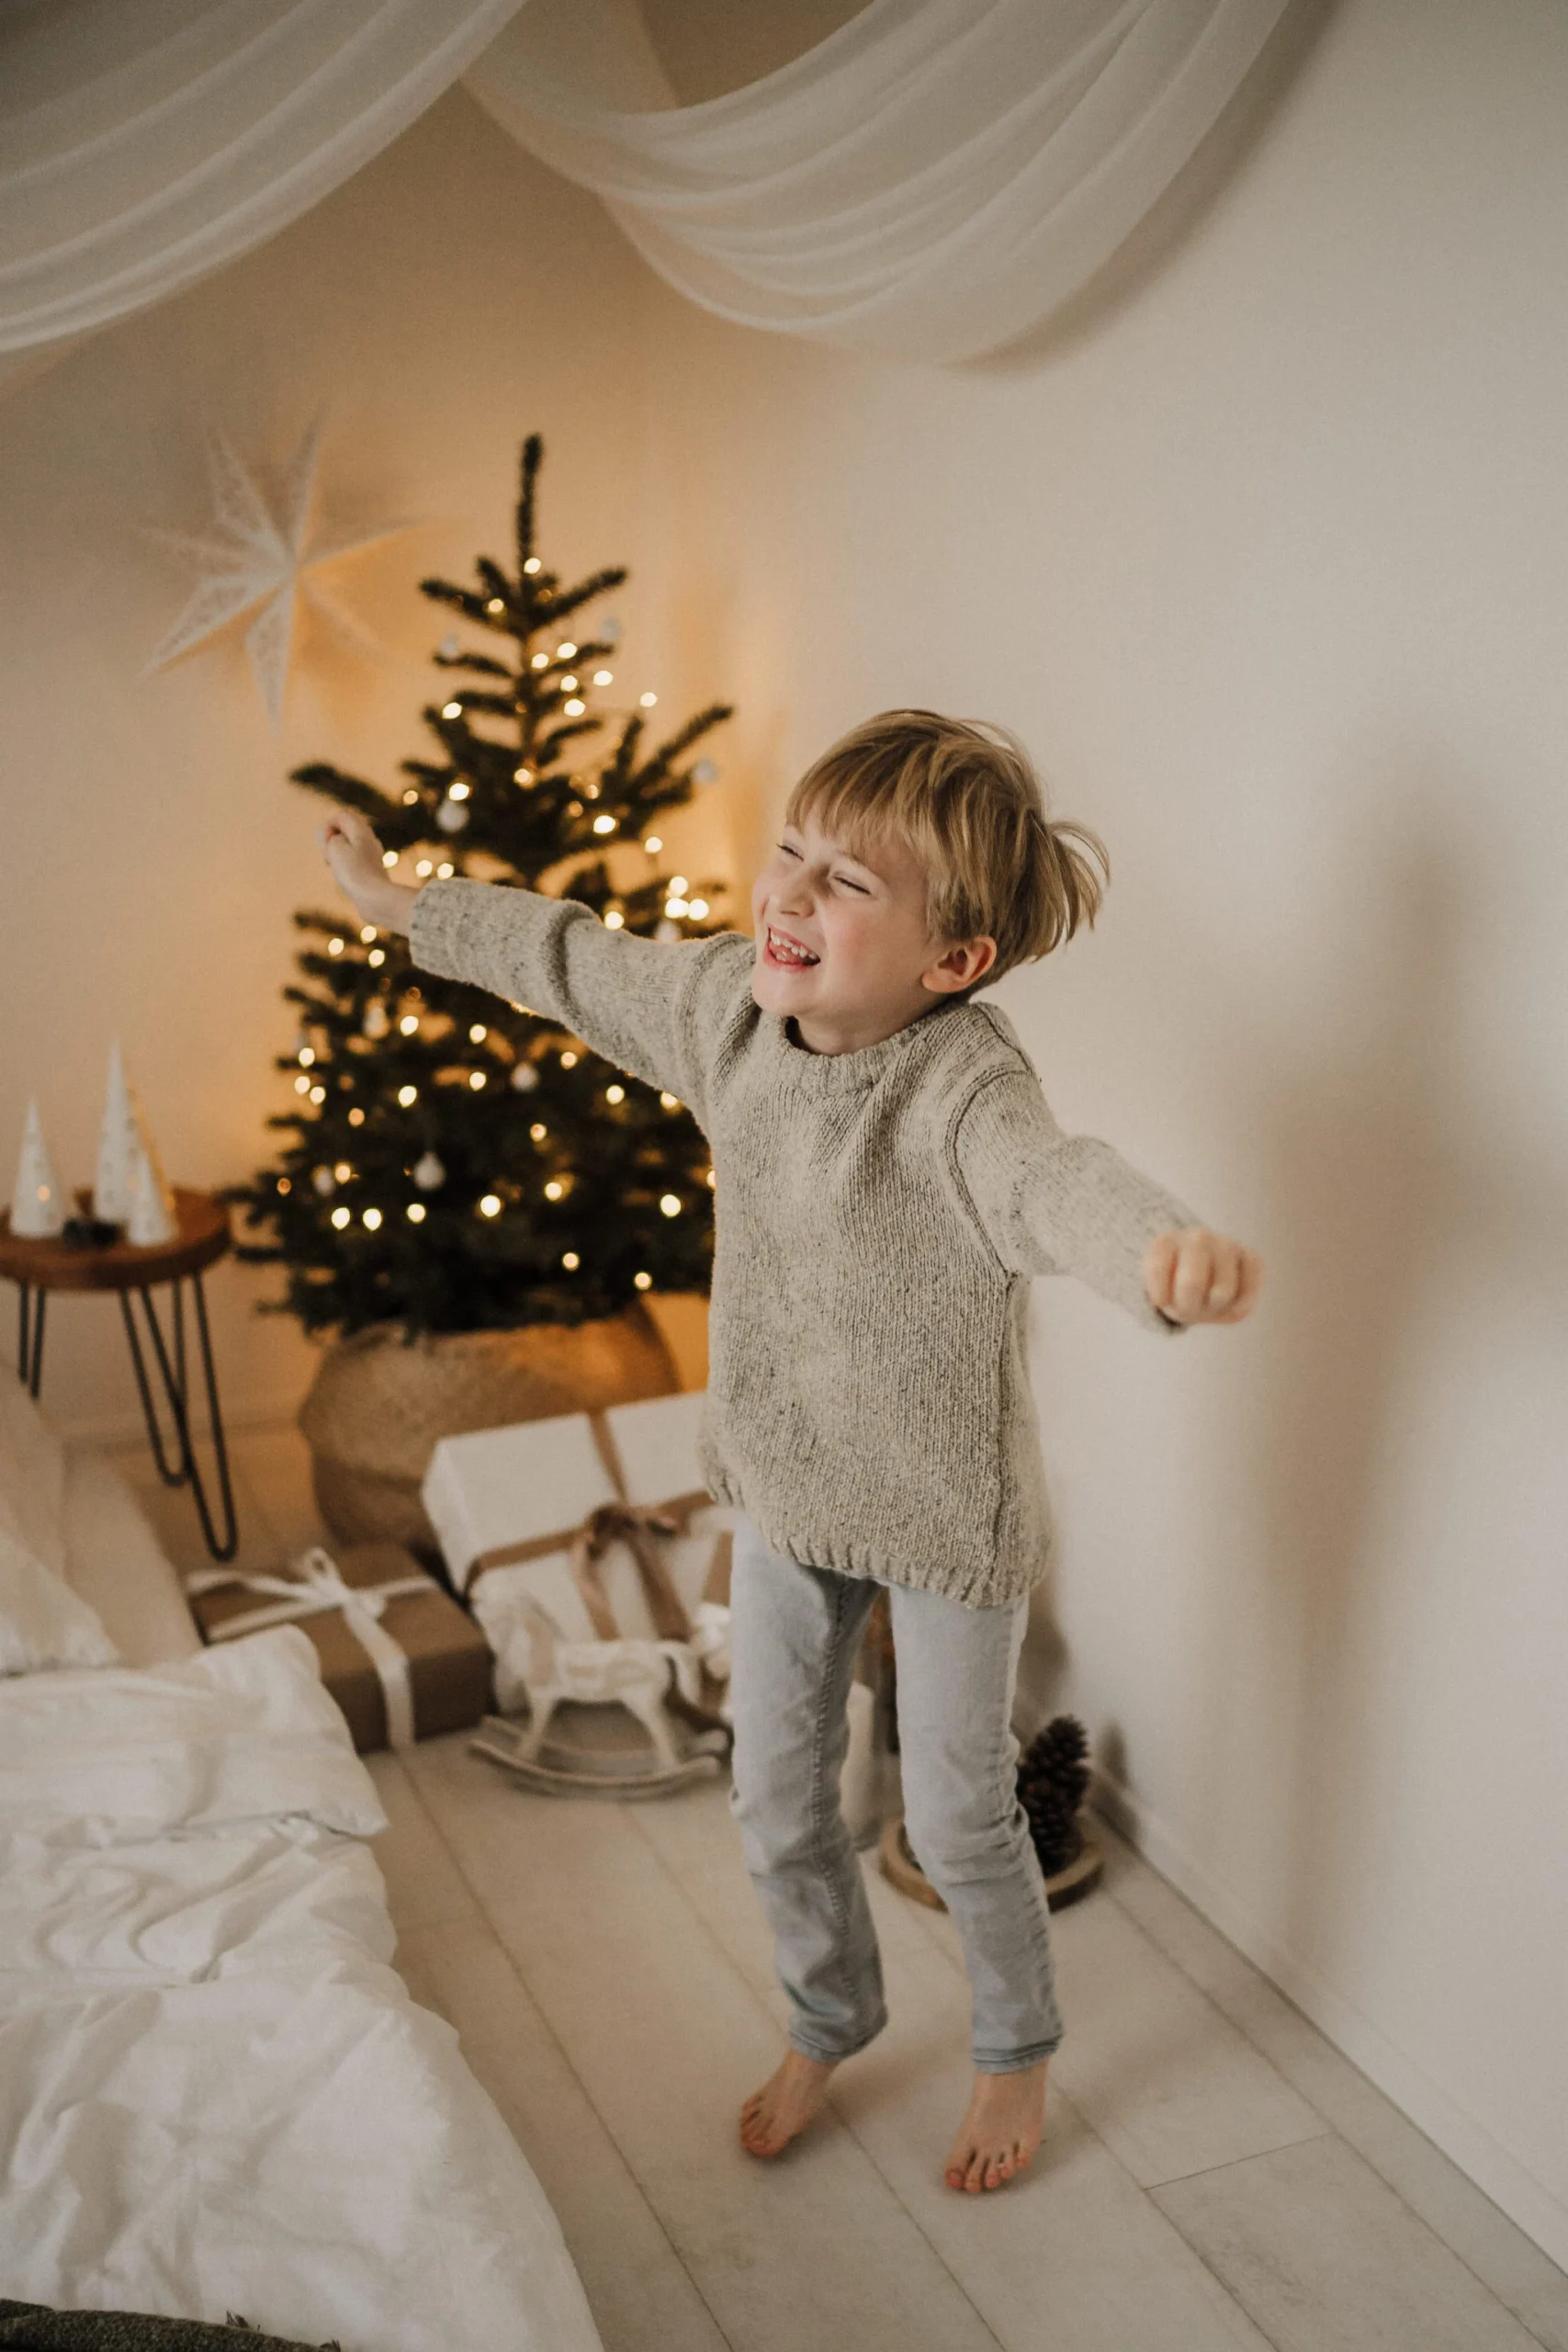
top-left (185, 1546), bottom-right (429, 1748)
top-left (568, 1501), bottom-right (693, 1644)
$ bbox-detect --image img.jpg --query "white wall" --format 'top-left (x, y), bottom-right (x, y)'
top-left (626, 0), bottom-right (1568, 2268)
top-left (0, 89), bottom-right (727, 1438)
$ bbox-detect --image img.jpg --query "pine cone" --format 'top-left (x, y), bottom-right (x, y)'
top-left (1017, 1714), bottom-right (1091, 1877)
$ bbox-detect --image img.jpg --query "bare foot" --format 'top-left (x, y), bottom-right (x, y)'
top-left (942, 2059), bottom-right (1049, 2193)
top-left (739, 2048), bottom-right (838, 2158)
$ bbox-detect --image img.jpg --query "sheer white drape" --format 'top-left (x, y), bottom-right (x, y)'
top-left (0, 0), bottom-right (524, 385)
top-left (465, 0), bottom-right (1292, 361)
top-left (0, 0), bottom-right (1291, 388)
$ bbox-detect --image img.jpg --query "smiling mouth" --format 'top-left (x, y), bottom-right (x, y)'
top-left (766, 926), bottom-right (819, 969)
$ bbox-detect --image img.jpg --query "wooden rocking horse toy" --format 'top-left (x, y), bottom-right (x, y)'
top-left (470, 1499), bottom-right (732, 1797)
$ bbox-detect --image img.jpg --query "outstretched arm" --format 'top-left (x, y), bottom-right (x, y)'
top-left (319, 806), bottom-right (739, 1115)
top-left (953, 1069), bottom-right (1263, 1336)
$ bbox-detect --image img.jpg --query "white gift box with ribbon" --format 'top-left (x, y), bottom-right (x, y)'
top-left (423, 1390), bottom-right (734, 1634)
top-left (423, 1390), bottom-right (734, 1722)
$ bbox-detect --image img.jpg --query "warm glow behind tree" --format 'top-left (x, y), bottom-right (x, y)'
top-left (224, 433), bottom-right (731, 1340)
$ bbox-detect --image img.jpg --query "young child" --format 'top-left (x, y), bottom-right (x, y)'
top-left (321, 708), bottom-right (1263, 2198)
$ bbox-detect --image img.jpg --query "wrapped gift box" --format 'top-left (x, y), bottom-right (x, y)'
top-left (422, 1392), bottom-right (734, 1715)
top-left (186, 1541), bottom-right (493, 1754)
top-left (422, 1390), bottom-right (733, 1637)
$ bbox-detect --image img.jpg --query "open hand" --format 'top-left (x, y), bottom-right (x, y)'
top-left (319, 806), bottom-right (418, 933)
top-left (1144, 1227), bottom-right (1264, 1326)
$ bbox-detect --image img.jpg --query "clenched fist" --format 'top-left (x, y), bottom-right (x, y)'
top-left (1144, 1227), bottom-right (1264, 1326)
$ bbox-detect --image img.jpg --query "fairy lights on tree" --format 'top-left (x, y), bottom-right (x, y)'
top-left (224, 433), bottom-right (731, 1340)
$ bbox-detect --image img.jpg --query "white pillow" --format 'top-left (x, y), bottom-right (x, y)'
top-left (0, 1369), bottom-right (69, 1579)
top-left (0, 1524), bottom-right (119, 1675)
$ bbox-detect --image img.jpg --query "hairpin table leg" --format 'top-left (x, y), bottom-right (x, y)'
top-left (118, 1273), bottom-right (238, 1562)
top-left (16, 1284), bottom-right (45, 1399)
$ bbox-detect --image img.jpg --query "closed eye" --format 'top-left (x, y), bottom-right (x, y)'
top-left (834, 876), bottom-right (870, 894)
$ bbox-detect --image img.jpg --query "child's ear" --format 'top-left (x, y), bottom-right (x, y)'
top-left (922, 936), bottom-right (998, 996)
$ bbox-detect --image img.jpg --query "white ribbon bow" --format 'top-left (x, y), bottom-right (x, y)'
top-left (186, 1545), bottom-right (430, 1749)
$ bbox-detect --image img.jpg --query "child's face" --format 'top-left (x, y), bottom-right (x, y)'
top-left (750, 812), bottom-right (995, 1055)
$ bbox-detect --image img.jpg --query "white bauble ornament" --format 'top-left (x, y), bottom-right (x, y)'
top-left (413, 1151), bottom-right (446, 1191)
top-left (10, 1098), bottom-right (66, 1238)
top-left (126, 1139), bottom-right (176, 1247)
top-left (312, 1166), bottom-right (336, 1196)
top-left (363, 1001), bottom-right (389, 1040)
top-left (692, 759), bottom-right (719, 785)
top-left (510, 1061), bottom-right (539, 1092)
top-left (436, 797), bottom-right (469, 833)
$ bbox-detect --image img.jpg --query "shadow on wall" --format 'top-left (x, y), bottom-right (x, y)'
top-left (1061, 765), bottom-right (1568, 1996)
top-left (967, 0), bottom-right (1342, 378)
top-left (1231, 787), bottom-right (1460, 1982)
top-left (1222, 768), bottom-right (1561, 1985)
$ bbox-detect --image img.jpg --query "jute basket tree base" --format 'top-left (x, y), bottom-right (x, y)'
top-left (298, 1302), bottom-right (677, 1556)
top-left (878, 1815), bottom-right (1103, 1913)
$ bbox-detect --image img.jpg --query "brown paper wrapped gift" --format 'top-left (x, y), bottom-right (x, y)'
top-left (184, 1542), bottom-right (493, 1754)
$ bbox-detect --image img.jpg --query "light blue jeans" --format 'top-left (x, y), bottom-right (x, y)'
top-left (728, 1512), bottom-right (1065, 2074)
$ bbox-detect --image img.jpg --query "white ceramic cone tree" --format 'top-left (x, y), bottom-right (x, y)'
top-left (126, 1137), bottom-right (176, 1246)
top-left (92, 1040), bottom-right (137, 1222)
top-left (11, 1099), bottom-right (66, 1238)
top-left (95, 1041), bottom-right (176, 1240)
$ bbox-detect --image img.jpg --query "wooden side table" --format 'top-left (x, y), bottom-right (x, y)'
top-left (0, 1185), bottom-right (239, 1561)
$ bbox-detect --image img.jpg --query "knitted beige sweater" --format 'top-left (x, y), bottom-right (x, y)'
top-left (409, 880), bottom-right (1202, 1607)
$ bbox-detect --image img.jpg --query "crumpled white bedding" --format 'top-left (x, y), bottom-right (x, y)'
top-left (0, 1627), bottom-right (603, 2352)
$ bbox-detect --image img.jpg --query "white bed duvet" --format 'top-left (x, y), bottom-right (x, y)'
top-left (0, 1628), bottom-right (602, 2352)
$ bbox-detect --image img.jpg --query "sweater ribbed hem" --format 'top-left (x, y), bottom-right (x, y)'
top-left (706, 1467), bottom-right (1049, 1611)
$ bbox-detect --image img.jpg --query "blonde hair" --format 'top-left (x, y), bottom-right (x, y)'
top-left (783, 709), bottom-right (1109, 989)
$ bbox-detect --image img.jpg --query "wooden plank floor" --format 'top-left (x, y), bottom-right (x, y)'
top-left (109, 1419), bottom-right (1568, 2352)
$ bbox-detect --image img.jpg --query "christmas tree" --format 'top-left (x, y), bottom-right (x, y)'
top-left (224, 434), bottom-right (732, 1342)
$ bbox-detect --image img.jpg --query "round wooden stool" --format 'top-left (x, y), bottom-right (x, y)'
top-left (0, 1186), bottom-right (239, 1561)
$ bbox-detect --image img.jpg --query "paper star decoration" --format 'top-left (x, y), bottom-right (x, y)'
top-left (143, 415), bottom-right (412, 729)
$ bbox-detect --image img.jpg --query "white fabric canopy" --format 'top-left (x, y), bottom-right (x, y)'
top-left (464, 0), bottom-right (1292, 361)
top-left (0, 0), bottom-right (1292, 385)
top-left (0, 0), bottom-right (524, 381)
